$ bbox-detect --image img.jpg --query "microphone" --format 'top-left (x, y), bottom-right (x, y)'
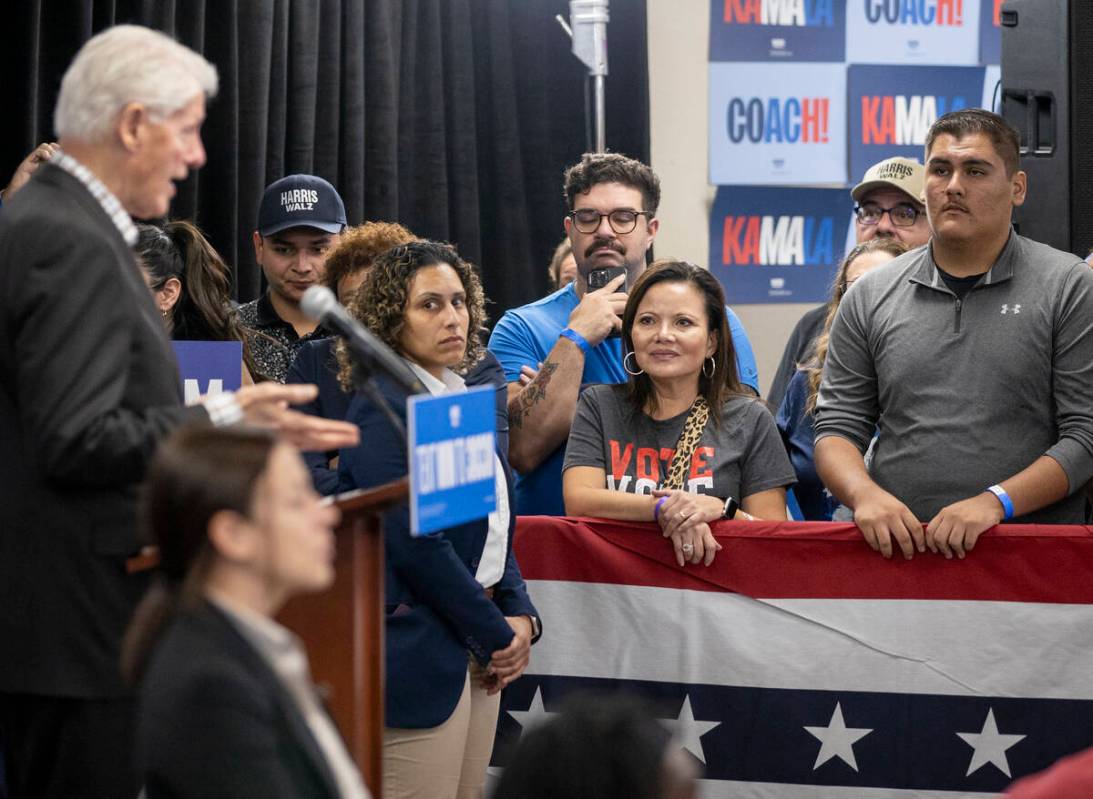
top-left (300, 286), bottom-right (426, 396)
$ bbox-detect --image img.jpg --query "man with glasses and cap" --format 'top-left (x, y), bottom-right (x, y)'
top-left (488, 152), bottom-right (759, 516)
top-left (768, 156), bottom-right (928, 408)
top-left (238, 174), bottom-right (347, 382)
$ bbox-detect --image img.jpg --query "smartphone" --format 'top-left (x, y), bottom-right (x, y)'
top-left (587, 266), bottom-right (627, 292)
top-left (588, 267), bottom-right (626, 338)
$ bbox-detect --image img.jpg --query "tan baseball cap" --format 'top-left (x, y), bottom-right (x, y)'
top-left (851, 157), bottom-right (925, 205)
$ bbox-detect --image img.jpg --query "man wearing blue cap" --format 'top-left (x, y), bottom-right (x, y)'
top-left (238, 174), bottom-right (347, 381)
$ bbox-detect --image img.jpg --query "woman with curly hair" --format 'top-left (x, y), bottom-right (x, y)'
top-left (775, 238), bottom-right (907, 520)
top-left (286, 221), bottom-right (416, 493)
top-left (335, 240), bottom-right (540, 799)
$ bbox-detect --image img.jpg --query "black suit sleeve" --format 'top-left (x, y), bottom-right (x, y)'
top-left (12, 217), bottom-right (203, 486)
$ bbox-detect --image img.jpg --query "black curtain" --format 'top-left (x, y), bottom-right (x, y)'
top-left (0, 0), bottom-right (648, 318)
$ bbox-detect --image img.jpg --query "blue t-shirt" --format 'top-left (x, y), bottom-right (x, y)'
top-left (488, 283), bottom-right (760, 516)
top-left (775, 369), bottom-right (838, 521)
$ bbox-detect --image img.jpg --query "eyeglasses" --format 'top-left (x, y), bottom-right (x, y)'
top-left (854, 202), bottom-right (920, 227)
top-left (568, 208), bottom-right (654, 235)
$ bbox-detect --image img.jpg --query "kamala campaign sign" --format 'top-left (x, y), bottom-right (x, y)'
top-left (979, 0), bottom-right (1001, 65)
top-left (709, 63), bottom-right (846, 185)
top-left (709, 0), bottom-right (846, 62)
top-left (709, 186), bottom-right (852, 304)
top-left (172, 341), bottom-right (242, 404)
top-left (847, 0), bottom-right (982, 64)
top-left (848, 64), bottom-right (985, 182)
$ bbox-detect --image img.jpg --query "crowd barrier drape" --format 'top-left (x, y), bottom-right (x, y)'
top-left (0, 0), bottom-right (649, 313)
top-left (494, 516), bottom-right (1093, 798)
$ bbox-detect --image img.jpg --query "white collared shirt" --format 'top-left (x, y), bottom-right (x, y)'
top-left (208, 592), bottom-right (370, 799)
top-left (406, 361), bottom-right (509, 588)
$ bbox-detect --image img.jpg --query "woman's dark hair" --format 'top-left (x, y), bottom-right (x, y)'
top-left (135, 220), bottom-right (258, 376)
top-left (804, 237), bottom-right (907, 414)
top-left (336, 239), bottom-right (487, 391)
top-left (121, 426), bottom-right (277, 684)
top-left (622, 260), bottom-right (743, 425)
top-left (494, 693), bottom-right (679, 799)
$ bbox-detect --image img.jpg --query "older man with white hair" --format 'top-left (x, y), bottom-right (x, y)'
top-left (0, 25), bottom-right (357, 797)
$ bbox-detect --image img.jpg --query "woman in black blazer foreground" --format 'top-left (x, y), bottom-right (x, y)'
top-left (123, 426), bottom-right (370, 798)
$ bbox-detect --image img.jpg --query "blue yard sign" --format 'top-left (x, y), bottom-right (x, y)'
top-left (709, 0), bottom-right (846, 62)
top-left (407, 385), bottom-right (496, 537)
top-left (709, 185), bottom-right (854, 304)
top-left (173, 340), bottom-right (243, 403)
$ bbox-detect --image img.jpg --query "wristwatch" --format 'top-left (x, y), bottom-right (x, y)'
top-left (722, 496), bottom-right (739, 520)
top-left (525, 614), bottom-right (543, 643)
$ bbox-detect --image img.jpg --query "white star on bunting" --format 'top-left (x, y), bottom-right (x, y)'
top-left (506, 686), bottom-right (559, 737)
top-left (660, 694), bottom-right (722, 764)
top-left (804, 701), bottom-right (873, 772)
top-left (957, 708), bottom-right (1026, 778)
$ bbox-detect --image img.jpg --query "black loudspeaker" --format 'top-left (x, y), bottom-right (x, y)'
top-left (1000, 0), bottom-right (1093, 257)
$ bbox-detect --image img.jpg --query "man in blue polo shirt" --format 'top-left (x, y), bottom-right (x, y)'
top-left (489, 153), bottom-right (759, 516)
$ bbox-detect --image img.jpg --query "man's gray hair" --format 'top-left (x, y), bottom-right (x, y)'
top-left (54, 25), bottom-right (218, 142)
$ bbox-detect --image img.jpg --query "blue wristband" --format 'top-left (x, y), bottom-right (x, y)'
top-left (985, 484), bottom-right (1014, 521)
top-left (559, 327), bottom-right (591, 355)
top-left (653, 496), bottom-right (668, 522)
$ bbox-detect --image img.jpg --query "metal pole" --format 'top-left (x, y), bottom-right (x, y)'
top-left (593, 74), bottom-right (606, 153)
top-left (566, 0), bottom-right (610, 152)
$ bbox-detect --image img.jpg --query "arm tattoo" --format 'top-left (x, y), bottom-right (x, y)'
top-left (510, 360), bottom-right (559, 430)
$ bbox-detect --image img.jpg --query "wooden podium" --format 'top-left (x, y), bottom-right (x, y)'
top-left (278, 478), bottom-right (406, 799)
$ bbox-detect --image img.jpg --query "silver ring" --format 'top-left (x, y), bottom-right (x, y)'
top-left (681, 542), bottom-right (694, 555)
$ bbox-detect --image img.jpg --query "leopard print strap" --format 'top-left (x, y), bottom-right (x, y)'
top-left (663, 395), bottom-right (710, 491)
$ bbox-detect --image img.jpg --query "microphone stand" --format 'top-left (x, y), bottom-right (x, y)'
top-left (348, 351), bottom-right (408, 443)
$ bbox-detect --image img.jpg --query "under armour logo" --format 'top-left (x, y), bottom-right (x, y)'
top-left (1001, 304), bottom-right (1021, 314)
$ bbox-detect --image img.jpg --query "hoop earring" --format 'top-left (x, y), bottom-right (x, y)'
top-left (623, 351), bottom-right (644, 376)
top-left (702, 356), bottom-right (715, 378)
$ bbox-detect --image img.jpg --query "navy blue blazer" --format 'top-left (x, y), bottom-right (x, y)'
top-left (286, 338), bottom-right (352, 495)
top-left (337, 355), bottom-right (538, 729)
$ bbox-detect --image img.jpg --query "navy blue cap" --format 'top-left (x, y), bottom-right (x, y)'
top-left (257, 174), bottom-right (347, 236)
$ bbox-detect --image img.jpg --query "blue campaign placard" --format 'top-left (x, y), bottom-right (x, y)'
top-left (708, 186), bottom-right (854, 304)
top-left (848, 64), bottom-right (985, 182)
top-left (407, 385), bottom-right (496, 537)
top-left (709, 62), bottom-right (846, 186)
top-left (708, 0), bottom-right (846, 62)
top-left (979, 0), bottom-right (1001, 65)
top-left (173, 341), bottom-right (243, 404)
top-left (846, 0), bottom-right (982, 64)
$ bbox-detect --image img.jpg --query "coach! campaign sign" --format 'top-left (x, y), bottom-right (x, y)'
top-left (709, 186), bottom-right (852, 304)
top-left (709, 0), bottom-right (846, 62)
top-left (848, 64), bottom-right (985, 182)
top-left (847, 0), bottom-right (982, 64)
top-left (710, 63), bottom-right (846, 186)
top-left (408, 385), bottom-right (496, 537)
top-left (172, 341), bottom-right (243, 404)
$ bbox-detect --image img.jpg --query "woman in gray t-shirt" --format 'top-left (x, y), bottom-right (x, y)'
top-left (563, 261), bottom-right (795, 567)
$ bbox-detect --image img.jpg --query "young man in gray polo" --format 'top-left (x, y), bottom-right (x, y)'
top-left (814, 109), bottom-right (1093, 561)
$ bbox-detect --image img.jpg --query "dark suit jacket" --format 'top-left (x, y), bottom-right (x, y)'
top-left (287, 342), bottom-right (511, 496)
top-left (138, 602), bottom-right (341, 799)
top-left (0, 163), bottom-right (206, 697)
top-left (337, 358), bottom-right (538, 729)
top-left (286, 338), bottom-right (351, 495)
